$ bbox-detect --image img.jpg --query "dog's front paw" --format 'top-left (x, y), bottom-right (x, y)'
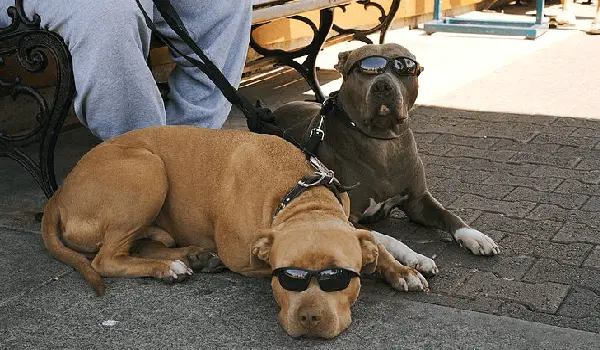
top-left (454, 228), bottom-right (499, 256)
top-left (162, 260), bottom-right (193, 283)
top-left (383, 266), bottom-right (429, 292)
top-left (188, 251), bottom-right (225, 273)
top-left (409, 254), bottom-right (439, 277)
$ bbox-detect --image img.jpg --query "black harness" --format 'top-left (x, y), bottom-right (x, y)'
top-left (137, 0), bottom-right (355, 216)
top-left (273, 156), bottom-right (354, 218)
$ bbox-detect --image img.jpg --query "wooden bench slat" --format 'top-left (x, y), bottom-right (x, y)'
top-left (252, 0), bottom-right (352, 24)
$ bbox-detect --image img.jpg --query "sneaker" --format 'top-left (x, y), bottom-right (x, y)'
top-left (554, 11), bottom-right (577, 26)
top-left (587, 22), bottom-right (600, 35)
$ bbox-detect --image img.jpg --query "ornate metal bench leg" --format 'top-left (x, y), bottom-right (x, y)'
top-left (331, 0), bottom-right (402, 44)
top-left (250, 8), bottom-right (334, 103)
top-left (0, 0), bottom-right (75, 199)
top-left (378, 0), bottom-right (400, 44)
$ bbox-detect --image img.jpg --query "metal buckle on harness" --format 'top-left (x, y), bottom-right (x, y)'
top-left (309, 114), bottom-right (326, 141)
top-left (298, 171), bottom-right (330, 188)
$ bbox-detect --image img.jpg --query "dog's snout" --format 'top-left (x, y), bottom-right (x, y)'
top-left (372, 78), bottom-right (394, 97)
top-left (297, 307), bottom-right (323, 329)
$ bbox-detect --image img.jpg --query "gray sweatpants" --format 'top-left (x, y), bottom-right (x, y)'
top-left (0, 0), bottom-right (252, 140)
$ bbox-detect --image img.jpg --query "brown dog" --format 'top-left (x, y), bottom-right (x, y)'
top-left (41, 126), bottom-right (427, 339)
top-left (273, 44), bottom-right (498, 272)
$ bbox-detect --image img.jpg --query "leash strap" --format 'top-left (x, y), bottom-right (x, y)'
top-left (137, 0), bottom-right (308, 152)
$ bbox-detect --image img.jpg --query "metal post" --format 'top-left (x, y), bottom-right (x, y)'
top-left (535, 0), bottom-right (545, 25)
top-left (433, 0), bottom-right (442, 21)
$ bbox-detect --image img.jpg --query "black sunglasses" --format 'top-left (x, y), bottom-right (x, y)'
top-left (272, 267), bottom-right (360, 292)
top-left (350, 56), bottom-right (423, 76)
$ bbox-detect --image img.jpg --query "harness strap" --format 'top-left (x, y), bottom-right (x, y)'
top-left (273, 156), bottom-right (359, 218)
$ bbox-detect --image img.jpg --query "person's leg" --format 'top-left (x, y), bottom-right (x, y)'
top-left (153, 0), bottom-right (252, 128)
top-left (1, 0), bottom-right (165, 140)
top-left (556, 0), bottom-right (577, 25)
top-left (587, 1), bottom-right (600, 34)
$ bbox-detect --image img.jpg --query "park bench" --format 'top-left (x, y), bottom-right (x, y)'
top-left (0, 0), bottom-right (400, 199)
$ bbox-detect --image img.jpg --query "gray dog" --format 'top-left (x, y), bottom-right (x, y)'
top-left (273, 43), bottom-right (498, 276)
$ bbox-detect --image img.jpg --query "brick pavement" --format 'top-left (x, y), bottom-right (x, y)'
top-left (368, 105), bottom-right (600, 333)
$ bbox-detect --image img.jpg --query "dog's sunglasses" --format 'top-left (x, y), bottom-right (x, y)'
top-left (272, 267), bottom-right (360, 292)
top-left (350, 56), bottom-right (423, 76)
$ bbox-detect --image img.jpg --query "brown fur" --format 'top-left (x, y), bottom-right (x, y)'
top-left (42, 125), bottom-right (425, 338)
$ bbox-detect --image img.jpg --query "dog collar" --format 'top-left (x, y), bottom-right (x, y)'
top-left (272, 157), bottom-right (357, 219)
top-left (304, 92), bottom-right (402, 155)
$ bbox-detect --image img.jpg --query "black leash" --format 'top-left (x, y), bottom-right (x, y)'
top-left (137, 0), bottom-right (310, 154)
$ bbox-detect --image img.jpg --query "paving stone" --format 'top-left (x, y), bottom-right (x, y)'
top-left (432, 134), bottom-right (498, 149)
top-left (424, 164), bottom-right (493, 184)
top-left (509, 152), bottom-right (582, 169)
top-left (445, 146), bottom-right (517, 162)
top-left (451, 194), bottom-right (536, 218)
top-left (438, 178), bottom-right (514, 200)
top-left (555, 179), bottom-right (600, 196)
top-left (571, 127), bottom-right (600, 138)
top-left (428, 191), bottom-right (462, 209)
top-left (504, 187), bottom-right (588, 210)
top-left (456, 271), bottom-right (569, 314)
top-left (483, 173), bottom-right (563, 192)
top-left (553, 222), bottom-right (600, 245)
top-left (421, 155), bottom-right (538, 177)
top-left (500, 234), bottom-right (593, 266)
top-left (530, 132), bottom-right (600, 149)
top-left (576, 157), bottom-right (600, 171)
top-left (435, 244), bottom-right (535, 280)
top-left (582, 196), bottom-right (600, 211)
top-left (416, 142), bottom-right (454, 156)
top-left (414, 106), bottom-right (556, 126)
top-left (523, 259), bottom-right (600, 294)
top-left (527, 204), bottom-right (600, 226)
top-left (551, 117), bottom-right (600, 129)
top-left (402, 292), bottom-right (504, 315)
top-left (494, 138), bottom-right (561, 154)
top-left (451, 208), bottom-right (483, 226)
top-left (583, 246), bottom-right (600, 268)
top-left (557, 287), bottom-right (600, 319)
top-left (529, 166), bottom-right (600, 184)
top-left (499, 302), bottom-right (600, 334)
top-left (480, 230), bottom-right (508, 243)
top-left (424, 175), bottom-right (446, 189)
top-left (422, 265), bottom-right (475, 294)
top-left (412, 118), bottom-right (540, 143)
top-left (471, 213), bottom-right (562, 240)
top-left (412, 132), bottom-right (441, 144)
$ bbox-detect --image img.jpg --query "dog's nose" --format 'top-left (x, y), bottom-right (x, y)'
top-left (297, 307), bottom-right (322, 329)
top-left (372, 77), bottom-right (394, 97)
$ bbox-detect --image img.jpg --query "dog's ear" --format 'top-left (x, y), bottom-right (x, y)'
top-left (356, 230), bottom-right (379, 274)
top-left (334, 50), bottom-right (352, 73)
top-left (251, 229), bottom-right (275, 266)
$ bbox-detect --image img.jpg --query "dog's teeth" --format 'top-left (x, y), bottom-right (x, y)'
top-left (378, 105), bottom-right (391, 116)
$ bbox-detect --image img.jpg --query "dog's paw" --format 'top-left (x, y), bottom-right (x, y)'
top-left (407, 254), bottom-right (439, 277)
top-left (162, 260), bottom-right (193, 283)
top-left (188, 251), bottom-right (225, 273)
top-left (454, 228), bottom-right (499, 256)
top-left (383, 266), bottom-right (429, 292)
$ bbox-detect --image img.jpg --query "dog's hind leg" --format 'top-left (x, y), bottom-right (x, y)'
top-left (131, 239), bottom-right (224, 273)
top-left (358, 194), bottom-right (408, 224)
top-left (91, 230), bottom-right (193, 283)
top-left (402, 193), bottom-right (499, 256)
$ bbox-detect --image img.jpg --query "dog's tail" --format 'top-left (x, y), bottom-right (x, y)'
top-left (41, 196), bottom-right (105, 296)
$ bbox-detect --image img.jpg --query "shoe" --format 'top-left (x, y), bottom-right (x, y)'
top-left (554, 11), bottom-right (577, 26)
top-left (586, 22), bottom-right (600, 35)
